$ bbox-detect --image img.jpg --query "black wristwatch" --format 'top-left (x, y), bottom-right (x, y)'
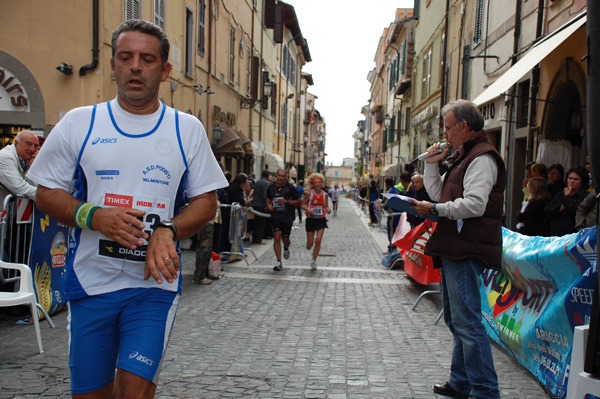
top-left (157, 219), bottom-right (177, 238)
top-left (430, 203), bottom-right (439, 216)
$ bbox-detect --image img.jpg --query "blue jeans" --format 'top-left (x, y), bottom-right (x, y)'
top-left (441, 257), bottom-right (500, 399)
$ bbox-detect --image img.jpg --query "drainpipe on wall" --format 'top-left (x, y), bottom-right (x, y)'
top-left (79, 0), bottom-right (99, 76)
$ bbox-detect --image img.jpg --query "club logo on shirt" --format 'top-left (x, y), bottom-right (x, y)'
top-left (142, 164), bottom-right (171, 186)
top-left (96, 170), bottom-right (119, 181)
top-left (91, 137), bottom-right (117, 145)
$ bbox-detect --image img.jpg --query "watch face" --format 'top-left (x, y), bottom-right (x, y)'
top-left (159, 220), bottom-right (177, 236)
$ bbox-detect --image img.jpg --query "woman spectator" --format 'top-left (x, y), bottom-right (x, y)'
top-left (544, 166), bottom-right (589, 236)
top-left (516, 177), bottom-right (551, 236)
top-left (531, 162), bottom-right (548, 180)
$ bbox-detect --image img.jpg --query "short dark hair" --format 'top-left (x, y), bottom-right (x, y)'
top-left (233, 173), bottom-right (248, 185)
top-left (385, 177), bottom-right (394, 187)
top-left (111, 19), bottom-right (170, 65)
top-left (400, 172), bottom-right (411, 183)
top-left (441, 99), bottom-right (484, 131)
top-left (261, 169), bottom-right (270, 178)
top-left (547, 163), bottom-right (564, 178)
top-left (566, 166), bottom-right (589, 188)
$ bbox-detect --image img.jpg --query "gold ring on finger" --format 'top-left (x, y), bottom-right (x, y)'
top-left (164, 256), bottom-right (171, 262)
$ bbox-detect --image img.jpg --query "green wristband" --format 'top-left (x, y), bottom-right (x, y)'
top-left (74, 203), bottom-right (100, 230)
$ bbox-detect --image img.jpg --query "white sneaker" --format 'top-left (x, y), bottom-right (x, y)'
top-left (284, 248), bottom-right (290, 259)
top-left (273, 261), bottom-right (282, 271)
top-left (310, 260), bottom-right (317, 270)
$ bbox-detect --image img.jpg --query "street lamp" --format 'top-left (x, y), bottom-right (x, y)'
top-left (241, 78), bottom-right (275, 108)
top-left (212, 124), bottom-right (224, 144)
top-left (384, 114), bottom-right (391, 129)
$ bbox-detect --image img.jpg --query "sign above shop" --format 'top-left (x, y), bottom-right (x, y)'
top-left (412, 105), bottom-right (437, 126)
top-left (213, 105), bottom-right (236, 126)
top-left (0, 67), bottom-right (30, 112)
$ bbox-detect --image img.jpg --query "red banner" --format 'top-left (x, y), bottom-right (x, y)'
top-left (393, 220), bottom-right (441, 285)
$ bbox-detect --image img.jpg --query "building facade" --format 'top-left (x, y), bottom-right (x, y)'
top-left (1, 0), bottom-right (316, 179)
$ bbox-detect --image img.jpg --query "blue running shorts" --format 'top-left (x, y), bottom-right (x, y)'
top-left (68, 288), bottom-right (180, 394)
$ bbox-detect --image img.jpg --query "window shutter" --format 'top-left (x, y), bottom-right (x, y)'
top-left (251, 56), bottom-right (259, 99)
top-left (197, 0), bottom-right (205, 56)
top-left (126, 0), bottom-right (141, 20)
top-left (400, 41), bottom-right (406, 75)
top-left (154, 0), bottom-right (165, 30)
top-left (273, 3), bottom-right (284, 43)
top-left (474, 0), bottom-right (483, 45)
top-left (265, 0), bottom-right (275, 29)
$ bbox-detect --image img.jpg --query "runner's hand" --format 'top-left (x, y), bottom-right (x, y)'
top-left (91, 207), bottom-right (148, 249)
top-left (144, 227), bottom-right (179, 284)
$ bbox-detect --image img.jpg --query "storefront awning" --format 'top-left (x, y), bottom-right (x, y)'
top-left (211, 128), bottom-right (245, 158)
top-left (381, 163), bottom-right (399, 178)
top-left (235, 130), bottom-right (253, 159)
top-left (264, 153), bottom-right (285, 171)
top-left (473, 13), bottom-right (586, 106)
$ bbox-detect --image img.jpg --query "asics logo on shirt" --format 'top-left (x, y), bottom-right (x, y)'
top-left (91, 137), bottom-right (117, 145)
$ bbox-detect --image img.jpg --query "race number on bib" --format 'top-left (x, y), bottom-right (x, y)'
top-left (311, 206), bottom-right (324, 218)
top-left (273, 197), bottom-right (286, 211)
top-left (98, 193), bottom-right (171, 262)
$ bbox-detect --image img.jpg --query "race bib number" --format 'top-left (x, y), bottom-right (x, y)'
top-left (311, 206), bottom-right (324, 218)
top-left (98, 193), bottom-right (171, 262)
top-left (273, 197), bottom-right (286, 211)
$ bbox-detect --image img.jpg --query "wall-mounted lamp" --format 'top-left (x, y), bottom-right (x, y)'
top-left (384, 114), bottom-right (391, 129)
top-left (241, 79), bottom-right (274, 108)
top-left (194, 85), bottom-right (215, 95)
top-left (56, 62), bottom-right (73, 76)
top-left (212, 124), bottom-right (224, 144)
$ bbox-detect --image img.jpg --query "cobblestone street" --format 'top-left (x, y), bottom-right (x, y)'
top-left (0, 197), bottom-right (546, 398)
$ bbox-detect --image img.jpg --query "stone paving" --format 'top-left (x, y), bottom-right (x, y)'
top-left (0, 197), bottom-right (547, 398)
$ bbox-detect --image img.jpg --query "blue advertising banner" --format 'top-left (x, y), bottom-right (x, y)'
top-left (28, 205), bottom-right (69, 315)
top-left (482, 226), bottom-right (597, 397)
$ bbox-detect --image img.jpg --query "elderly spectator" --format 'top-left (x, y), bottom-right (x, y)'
top-left (0, 130), bottom-right (39, 202)
top-left (251, 170), bottom-right (271, 244)
top-left (544, 166), bottom-right (589, 236)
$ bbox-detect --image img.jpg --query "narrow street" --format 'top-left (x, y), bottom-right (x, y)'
top-left (0, 197), bottom-right (545, 398)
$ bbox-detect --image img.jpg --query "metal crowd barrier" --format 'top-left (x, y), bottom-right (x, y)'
top-left (1, 194), bottom-right (33, 287)
top-left (218, 202), bottom-right (257, 266)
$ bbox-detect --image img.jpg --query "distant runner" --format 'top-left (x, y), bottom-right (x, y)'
top-left (302, 173), bottom-right (331, 270)
top-left (329, 183), bottom-right (343, 216)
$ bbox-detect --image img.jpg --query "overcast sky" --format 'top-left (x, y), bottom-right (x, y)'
top-left (286, 0), bottom-right (415, 166)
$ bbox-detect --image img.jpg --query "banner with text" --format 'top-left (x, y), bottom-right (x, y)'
top-left (483, 226), bottom-right (597, 397)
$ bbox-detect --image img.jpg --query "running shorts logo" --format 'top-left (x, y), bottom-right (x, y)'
top-left (128, 351), bottom-right (154, 366)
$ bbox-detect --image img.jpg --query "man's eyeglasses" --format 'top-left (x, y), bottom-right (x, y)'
top-left (443, 121), bottom-right (461, 134)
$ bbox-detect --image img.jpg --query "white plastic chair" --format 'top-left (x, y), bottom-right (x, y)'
top-left (0, 260), bottom-right (55, 354)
